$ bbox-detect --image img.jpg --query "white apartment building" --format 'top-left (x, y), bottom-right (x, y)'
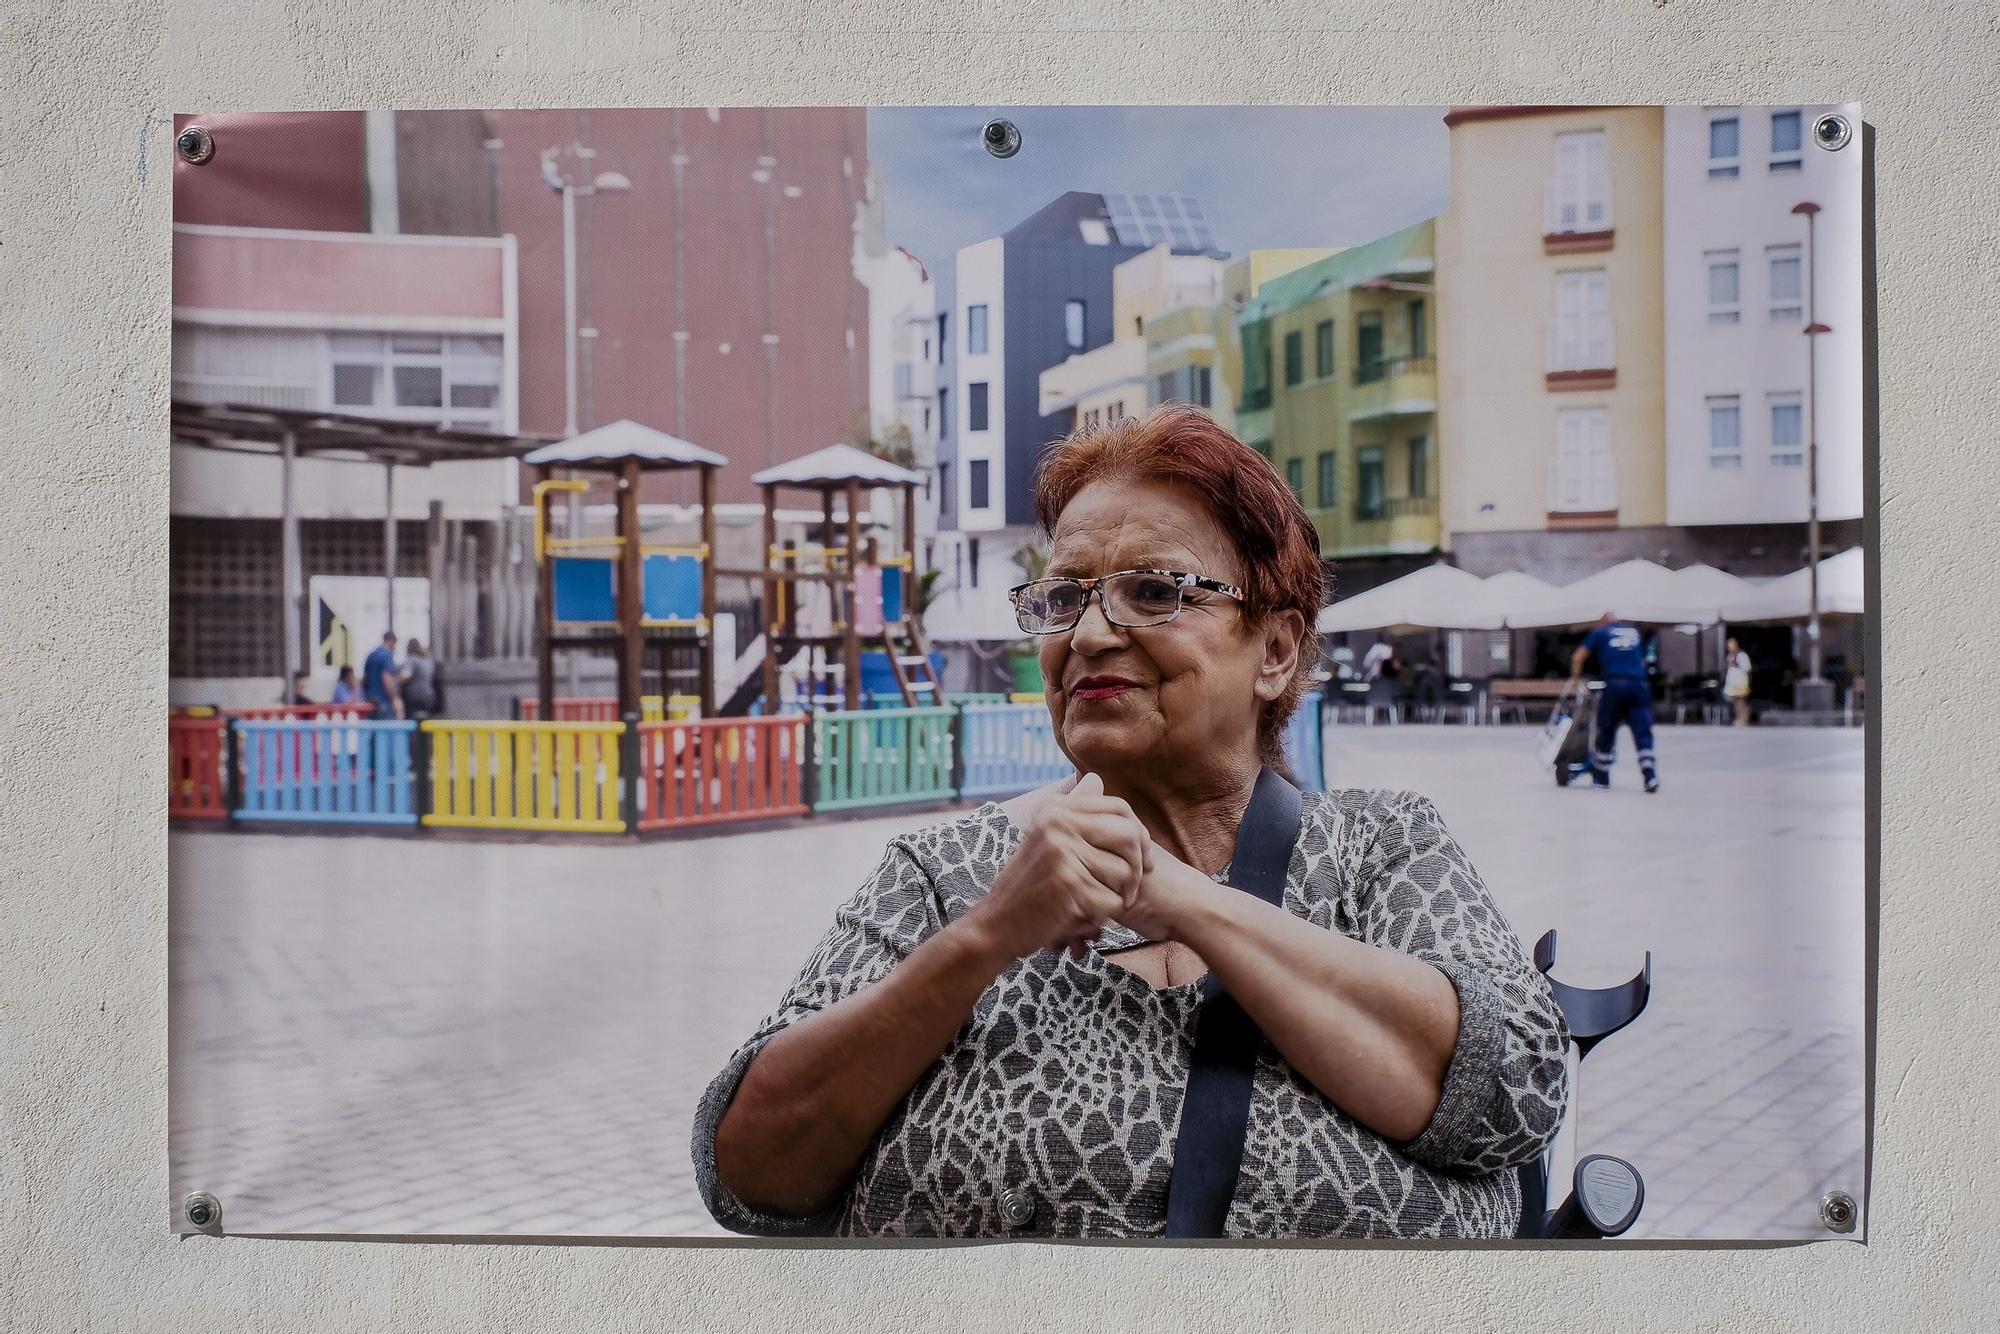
top-left (1664, 104), bottom-right (1864, 529)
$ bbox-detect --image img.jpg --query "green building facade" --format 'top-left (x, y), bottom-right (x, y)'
top-left (1236, 219), bottom-right (1442, 576)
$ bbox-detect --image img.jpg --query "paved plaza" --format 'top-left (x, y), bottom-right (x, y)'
top-left (169, 724), bottom-right (1865, 1242)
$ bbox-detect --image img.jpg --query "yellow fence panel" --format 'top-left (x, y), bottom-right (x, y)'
top-left (420, 720), bottom-right (627, 833)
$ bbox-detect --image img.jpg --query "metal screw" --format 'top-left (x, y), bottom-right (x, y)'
top-left (997, 1186), bottom-right (1035, 1228)
top-left (182, 1191), bottom-right (221, 1229)
top-left (1812, 113), bottom-right (1851, 152)
top-left (1819, 1189), bottom-right (1857, 1233)
top-left (981, 118), bottom-right (1022, 160)
top-left (176, 125), bottom-right (215, 165)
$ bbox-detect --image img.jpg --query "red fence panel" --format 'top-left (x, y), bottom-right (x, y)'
top-left (636, 715), bottom-right (808, 831)
top-left (168, 716), bottom-right (228, 820)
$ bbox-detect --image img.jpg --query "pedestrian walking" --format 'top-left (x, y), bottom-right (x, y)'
top-left (361, 632), bottom-right (404, 719)
top-left (1569, 612), bottom-right (1659, 792)
top-left (1723, 636), bottom-right (1754, 728)
top-left (400, 639), bottom-right (443, 721)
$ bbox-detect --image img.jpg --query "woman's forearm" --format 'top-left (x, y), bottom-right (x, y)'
top-left (712, 908), bottom-right (1016, 1218)
top-left (1174, 884), bottom-right (1460, 1143)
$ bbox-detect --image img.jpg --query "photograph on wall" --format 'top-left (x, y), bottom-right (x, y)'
top-left (168, 103), bottom-right (1869, 1242)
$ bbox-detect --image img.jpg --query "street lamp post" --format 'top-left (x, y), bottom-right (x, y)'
top-left (542, 146), bottom-right (631, 696)
top-left (1791, 200), bottom-right (1834, 712)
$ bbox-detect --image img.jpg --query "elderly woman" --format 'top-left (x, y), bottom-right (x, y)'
top-left (693, 406), bottom-right (1568, 1239)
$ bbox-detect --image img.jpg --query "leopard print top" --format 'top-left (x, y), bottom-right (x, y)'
top-left (692, 788), bottom-right (1570, 1239)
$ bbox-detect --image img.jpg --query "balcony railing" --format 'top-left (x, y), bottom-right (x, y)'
top-left (1354, 355), bottom-right (1435, 386)
top-left (1353, 494), bottom-right (1437, 522)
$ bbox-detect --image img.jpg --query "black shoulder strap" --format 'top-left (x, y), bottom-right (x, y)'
top-left (1163, 765), bottom-right (1303, 1238)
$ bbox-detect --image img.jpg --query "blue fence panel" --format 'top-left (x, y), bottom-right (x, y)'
top-left (233, 719), bottom-right (420, 825)
top-left (959, 701), bottom-right (1073, 798)
top-left (1282, 689), bottom-right (1326, 792)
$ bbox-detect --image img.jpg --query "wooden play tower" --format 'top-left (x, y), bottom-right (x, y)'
top-left (525, 421), bottom-right (727, 721)
top-left (734, 444), bottom-right (939, 714)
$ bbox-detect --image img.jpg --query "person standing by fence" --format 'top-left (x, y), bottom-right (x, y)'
top-left (361, 633), bottom-right (404, 720)
top-left (1570, 613), bottom-right (1659, 793)
top-left (400, 639), bottom-right (443, 721)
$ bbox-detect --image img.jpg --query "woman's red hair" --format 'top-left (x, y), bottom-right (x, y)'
top-left (1032, 404), bottom-right (1328, 773)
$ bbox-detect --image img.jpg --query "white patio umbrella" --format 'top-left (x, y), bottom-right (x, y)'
top-left (1506, 559), bottom-right (1744, 628)
top-left (1317, 563), bottom-right (1505, 633)
top-left (1719, 547), bottom-right (1866, 622)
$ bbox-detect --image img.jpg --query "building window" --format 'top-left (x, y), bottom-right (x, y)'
top-left (1314, 320), bottom-right (1334, 379)
top-left (1708, 115), bottom-right (1741, 178)
top-left (327, 332), bottom-right (501, 431)
top-left (1549, 130), bottom-right (1611, 233)
top-left (939, 461), bottom-right (949, 511)
top-left (1064, 299), bottom-right (1086, 353)
top-left (936, 312), bottom-right (948, 362)
top-left (1316, 450), bottom-right (1336, 508)
top-left (1408, 299), bottom-right (1427, 359)
top-left (1283, 330), bottom-right (1304, 387)
top-left (938, 386), bottom-right (949, 439)
top-left (1194, 365), bottom-right (1212, 407)
top-left (968, 381), bottom-right (989, 432)
top-left (1356, 311), bottom-right (1385, 382)
top-left (1156, 371), bottom-right (1177, 405)
top-left (967, 304), bottom-right (989, 355)
top-left (922, 405), bottom-right (931, 432)
top-left (952, 534), bottom-right (962, 591)
top-left (1251, 439), bottom-right (1272, 460)
top-left (968, 459), bottom-right (991, 510)
top-left (1408, 434), bottom-right (1430, 498)
top-left (1768, 244), bottom-right (1803, 322)
top-left (1770, 109), bottom-right (1803, 171)
top-left (967, 537), bottom-right (981, 587)
top-left (1356, 446), bottom-right (1386, 519)
top-left (1110, 400), bottom-right (1124, 420)
top-left (1240, 319), bottom-right (1273, 410)
top-left (1706, 251), bottom-right (1741, 325)
top-left (1551, 270), bottom-right (1612, 370)
top-left (921, 336), bottom-right (931, 362)
top-left (1706, 394), bottom-right (1742, 469)
top-left (1553, 408), bottom-right (1616, 507)
top-left (1770, 392), bottom-right (1804, 466)
top-left (1285, 457), bottom-right (1304, 501)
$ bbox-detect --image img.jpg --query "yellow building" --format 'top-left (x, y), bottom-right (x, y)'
top-left (1148, 250), bottom-right (1338, 438)
top-left (1039, 243), bottom-right (1226, 431)
top-left (1240, 221), bottom-right (1440, 566)
top-left (1437, 106), bottom-right (1666, 576)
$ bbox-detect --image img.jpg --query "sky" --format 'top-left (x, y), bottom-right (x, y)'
top-left (867, 106), bottom-right (1451, 287)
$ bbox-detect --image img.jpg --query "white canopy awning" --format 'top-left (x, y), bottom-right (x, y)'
top-left (523, 419), bottom-right (729, 469)
top-left (750, 442), bottom-right (923, 489)
top-left (1318, 563), bottom-right (1506, 633)
top-left (1720, 547), bottom-right (1866, 622)
top-left (1504, 559), bottom-right (1757, 628)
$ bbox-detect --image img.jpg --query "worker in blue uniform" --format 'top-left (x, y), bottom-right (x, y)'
top-left (1569, 612), bottom-right (1660, 792)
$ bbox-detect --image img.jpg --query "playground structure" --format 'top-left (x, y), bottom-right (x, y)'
top-left (526, 421), bottom-right (724, 723)
top-left (729, 444), bottom-right (940, 715)
top-left (168, 421), bottom-right (1346, 841)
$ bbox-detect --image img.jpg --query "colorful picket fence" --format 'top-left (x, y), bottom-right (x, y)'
top-left (1283, 689), bottom-right (1327, 792)
top-left (635, 715), bottom-right (810, 830)
top-left (234, 720), bottom-right (419, 825)
top-left (812, 707), bottom-right (957, 813)
top-left (959, 702), bottom-right (1073, 798)
top-left (168, 715), bottom-right (229, 820)
top-left (169, 692), bottom-right (1309, 834)
top-left (420, 720), bottom-right (626, 833)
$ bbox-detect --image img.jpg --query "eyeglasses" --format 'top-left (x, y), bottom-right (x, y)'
top-left (1007, 568), bottom-right (1246, 635)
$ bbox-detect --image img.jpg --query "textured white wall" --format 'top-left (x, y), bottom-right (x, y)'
top-left (2, 3), bottom-right (1995, 1329)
